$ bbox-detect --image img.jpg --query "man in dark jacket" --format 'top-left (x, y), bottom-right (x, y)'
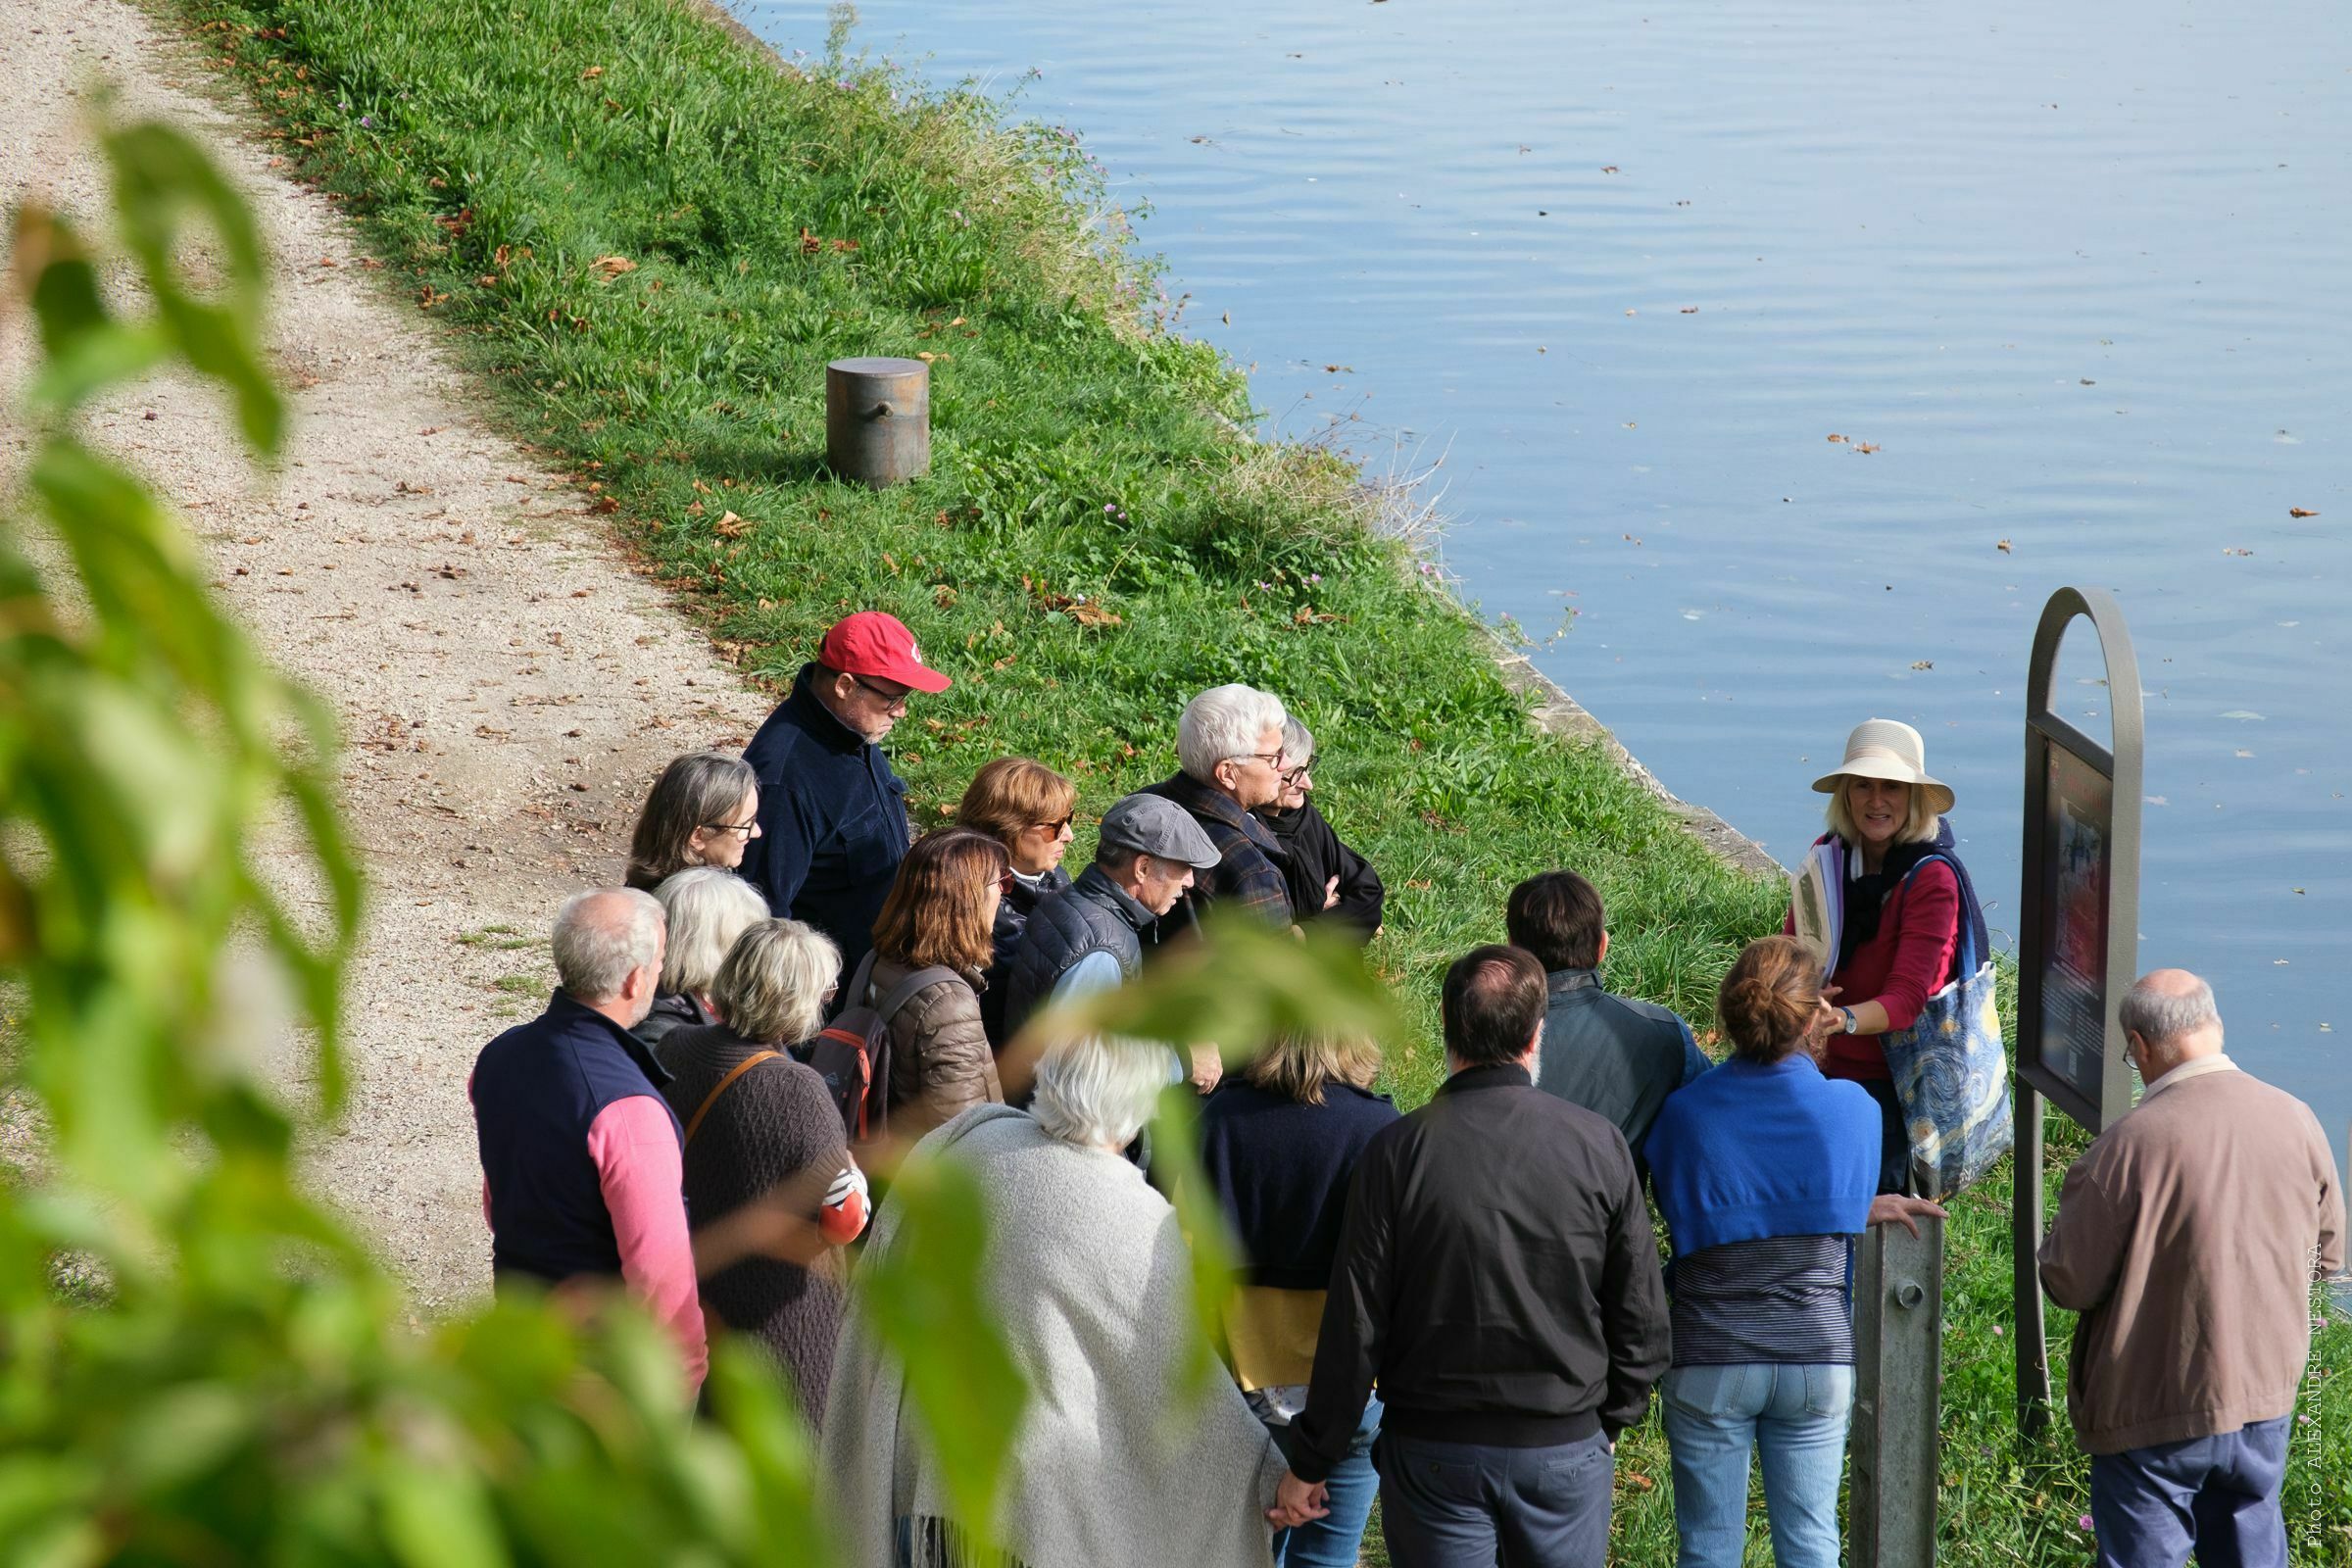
top-left (1507, 869), bottom-right (1708, 1177)
top-left (1252, 716), bottom-right (1384, 941)
top-left (1000, 793), bottom-right (1220, 1042)
top-left (737, 612), bottom-right (947, 975)
top-left (1143, 682), bottom-right (1296, 944)
top-left (1269, 945), bottom-right (1671, 1564)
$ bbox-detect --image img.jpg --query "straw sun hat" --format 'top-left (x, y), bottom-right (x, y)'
top-left (1810, 718), bottom-right (1956, 815)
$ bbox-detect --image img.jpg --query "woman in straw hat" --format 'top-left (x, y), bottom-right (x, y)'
top-left (1790, 718), bottom-right (1989, 1193)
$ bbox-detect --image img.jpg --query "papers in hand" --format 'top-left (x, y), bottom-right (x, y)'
top-left (1790, 841), bottom-right (1842, 981)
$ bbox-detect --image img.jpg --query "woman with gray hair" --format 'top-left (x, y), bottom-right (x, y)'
top-left (635, 867), bottom-right (768, 1050)
top-left (822, 1036), bottom-right (1294, 1565)
top-left (658, 919), bottom-right (868, 1424)
top-left (1252, 714), bottom-right (1386, 944)
top-left (625, 752), bottom-right (762, 893)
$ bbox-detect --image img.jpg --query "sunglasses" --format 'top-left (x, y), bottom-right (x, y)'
top-left (997, 867), bottom-right (1019, 895)
top-left (1034, 814), bottom-right (1075, 836)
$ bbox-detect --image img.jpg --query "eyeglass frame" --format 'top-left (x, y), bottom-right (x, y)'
top-left (700, 816), bottom-right (760, 838)
top-left (1032, 814), bottom-right (1076, 837)
top-left (848, 672), bottom-right (913, 709)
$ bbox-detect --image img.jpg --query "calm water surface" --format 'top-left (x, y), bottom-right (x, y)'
top-left (738, 0), bottom-right (2350, 1188)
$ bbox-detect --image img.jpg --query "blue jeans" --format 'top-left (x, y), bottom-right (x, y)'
top-left (1268, 1396), bottom-right (1381, 1567)
top-left (1659, 1362), bottom-right (1854, 1568)
top-left (1373, 1427), bottom-right (1613, 1568)
top-left (2089, 1414), bottom-right (2291, 1568)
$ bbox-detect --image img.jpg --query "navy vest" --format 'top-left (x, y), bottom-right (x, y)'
top-left (471, 991), bottom-right (683, 1285)
top-left (1002, 865), bottom-right (1150, 1038)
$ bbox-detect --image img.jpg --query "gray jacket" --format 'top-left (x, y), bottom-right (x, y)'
top-left (1532, 969), bottom-right (1708, 1175)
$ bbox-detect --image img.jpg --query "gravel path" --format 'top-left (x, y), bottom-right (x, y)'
top-left (1, 0), bottom-right (769, 1308)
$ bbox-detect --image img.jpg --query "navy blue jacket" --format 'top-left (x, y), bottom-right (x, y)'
top-left (471, 991), bottom-right (681, 1285)
top-left (738, 663), bottom-right (913, 975)
top-left (1199, 1078), bottom-right (1400, 1290)
top-left (1531, 968), bottom-right (1708, 1180)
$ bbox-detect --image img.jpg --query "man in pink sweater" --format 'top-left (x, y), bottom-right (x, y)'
top-left (470, 887), bottom-right (708, 1392)
top-left (2039, 968), bottom-right (2343, 1568)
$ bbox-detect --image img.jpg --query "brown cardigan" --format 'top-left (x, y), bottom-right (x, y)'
top-left (2038, 1061), bottom-right (2344, 1453)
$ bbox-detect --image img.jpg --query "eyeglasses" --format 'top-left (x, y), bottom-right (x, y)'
top-left (850, 673), bottom-right (912, 709)
top-left (701, 818), bottom-right (760, 837)
top-left (1232, 750), bottom-right (1285, 770)
top-left (1279, 760), bottom-right (1313, 785)
top-left (1035, 814), bottom-right (1075, 836)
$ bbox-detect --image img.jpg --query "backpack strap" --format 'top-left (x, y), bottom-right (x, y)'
top-left (876, 964), bottom-right (960, 1024)
top-left (683, 1051), bottom-right (782, 1149)
top-left (838, 949), bottom-right (881, 1019)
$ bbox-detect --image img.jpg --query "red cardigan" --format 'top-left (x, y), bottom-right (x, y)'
top-left (1790, 857), bottom-right (1961, 1082)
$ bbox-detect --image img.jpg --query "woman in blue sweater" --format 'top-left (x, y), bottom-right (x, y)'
top-left (1199, 1034), bottom-right (1399, 1568)
top-left (1644, 937), bottom-right (1945, 1568)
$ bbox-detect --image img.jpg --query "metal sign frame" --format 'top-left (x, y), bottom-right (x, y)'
top-left (2015, 587), bottom-right (2143, 1132)
top-left (2013, 586), bottom-right (2143, 1439)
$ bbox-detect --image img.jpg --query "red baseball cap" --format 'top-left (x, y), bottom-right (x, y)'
top-left (819, 611), bottom-right (951, 693)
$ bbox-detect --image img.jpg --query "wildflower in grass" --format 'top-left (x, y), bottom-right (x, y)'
top-left (360, 116), bottom-right (373, 127)
top-left (2078, 1515), bottom-right (2094, 1532)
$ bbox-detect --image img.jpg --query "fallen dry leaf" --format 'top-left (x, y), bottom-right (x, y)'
top-left (592, 255), bottom-right (637, 279)
top-left (1910, 660), bottom-right (1934, 670)
top-left (1601, 165), bottom-right (1620, 173)
top-left (2289, 507), bottom-right (2319, 518)
top-left (714, 510), bottom-right (749, 538)
top-left (1856, 442), bottom-right (1880, 454)
top-left (1826, 433), bottom-right (1846, 443)
top-left (1996, 539), bottom-right (2013, 553)
top-left (579, 65), bottom-right (604, 79)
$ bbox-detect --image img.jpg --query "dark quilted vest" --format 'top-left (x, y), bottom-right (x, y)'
top-left (471, 991), bottom-right (682, 1285)
top-left (1002, 864), bottom-right (1149, 1038)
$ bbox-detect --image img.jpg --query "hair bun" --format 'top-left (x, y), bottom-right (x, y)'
top-left (1717, 936), bottom-right (1823, 1062)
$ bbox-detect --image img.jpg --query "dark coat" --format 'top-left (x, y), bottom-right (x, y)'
top-left (1253, 799), bottom-right (1384, 941)
top-left (1530, 968), bottom-right (1708, 1180)
top-left (631, 990), bottom-right (716, 1055)
top-left (658, 1023), bottom-right (850, 1425)
top-left (979, 863), bottom-right (1071, 1051)
top-left (1001, 863), bottom-right (1157, 1041)
top-left (737, 663), bottom-right (913, 975)
top-left (1139, 772), bottom-right (1292, 952)
top-left (1198, 1079), bottom-right (1399, 1289)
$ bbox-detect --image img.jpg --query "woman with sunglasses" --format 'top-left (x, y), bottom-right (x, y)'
top-left (851, 827), bottom-right (1011, 1142)
top-left (623, 752), bottom-right (762, 892)
top-left (955, 758), bottom-right (1079, 1052)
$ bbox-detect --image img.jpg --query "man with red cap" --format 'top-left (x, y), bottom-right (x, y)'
top-left (738, 612), bottom-right (950, 974)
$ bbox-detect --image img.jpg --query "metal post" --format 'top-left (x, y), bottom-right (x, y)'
top-left (825, 356), bottom-right (931, 487)
top-left (1851, 1214), bottom-right (1945, 1568)
top-left (2014, 1080), bottom-right (2053, 1441)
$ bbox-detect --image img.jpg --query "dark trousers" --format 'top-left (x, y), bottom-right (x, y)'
top-left (1373, 1429), bottom-right (1612, 1568)
top-left (2089, 1414), bottom-right (2291, 1568)
top-left (1857, 1078), bottom-right (1912, 1195)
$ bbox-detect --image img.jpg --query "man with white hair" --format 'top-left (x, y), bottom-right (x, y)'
top-left (469, 888), bottom-right (708, 1392)
top-left (2039, 968), bottom-right (2342, 1568)
top-left (1144, 682), bottom-right (1297, 940)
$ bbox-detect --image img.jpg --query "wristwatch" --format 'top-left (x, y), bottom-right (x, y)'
top-left (1838, 1006), bottom-right (1859, 1035)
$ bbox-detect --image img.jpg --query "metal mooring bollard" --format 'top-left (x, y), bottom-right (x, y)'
top-left (1851, 1213), bottom-right (1945, 1568)
top-left (825, 356), bottom-right (930, 487)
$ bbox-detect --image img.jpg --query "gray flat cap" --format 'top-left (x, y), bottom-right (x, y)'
top-left (1098, 792), bottom-right (1221, 870)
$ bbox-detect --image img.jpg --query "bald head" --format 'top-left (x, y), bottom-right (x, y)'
top-left (2119, 967), bottom-right (2222, 1080)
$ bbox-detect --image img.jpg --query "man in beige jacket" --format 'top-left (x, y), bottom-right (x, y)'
top-left (2039, 969), bottom-right (2343, 1568)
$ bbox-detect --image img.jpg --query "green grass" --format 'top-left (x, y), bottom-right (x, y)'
top-left (156, 1), bottom-right (2351, 1560)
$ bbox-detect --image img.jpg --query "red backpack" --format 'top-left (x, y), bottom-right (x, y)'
top-left (795, 952), bottom-right (956, 1145)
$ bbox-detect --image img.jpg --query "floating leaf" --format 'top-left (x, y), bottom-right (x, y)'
top-left (2289, 507), bottom-right (2319, 518)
